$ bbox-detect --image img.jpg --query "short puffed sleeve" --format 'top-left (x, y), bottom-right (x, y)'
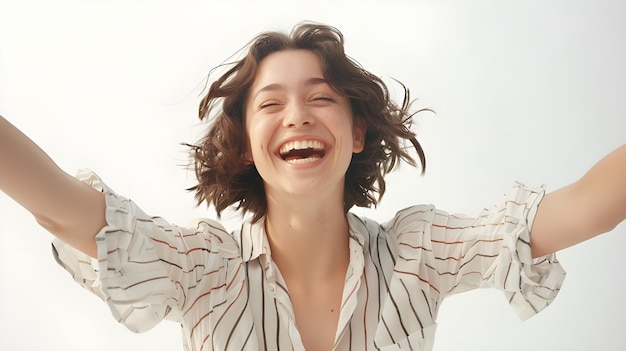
top-left (52, 170), bottom-right (241, 333)
top-left (386, 182), bottom-right (566, 320)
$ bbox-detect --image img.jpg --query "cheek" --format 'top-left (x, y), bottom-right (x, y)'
top-left (245, 120), bottom-right (272, 159)
top-left (243, 122), bottom-right (255, 161)
top-left (243, 111), bottom-right (256, 155)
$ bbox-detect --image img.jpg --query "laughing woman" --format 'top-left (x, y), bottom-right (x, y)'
top-left (1, 23), bottom-right (625, 351)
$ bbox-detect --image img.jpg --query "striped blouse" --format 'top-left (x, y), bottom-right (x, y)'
top-left (53, 171), bottom-right (565, 351)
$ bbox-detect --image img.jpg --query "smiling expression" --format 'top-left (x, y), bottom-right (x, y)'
top-left (244, 49), bottom-right (366, 200)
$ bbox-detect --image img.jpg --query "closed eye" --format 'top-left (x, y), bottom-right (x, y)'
top-left (311, 95), bottom-right (336, 103)
top-left (259, 101), bottom-right (281, 109)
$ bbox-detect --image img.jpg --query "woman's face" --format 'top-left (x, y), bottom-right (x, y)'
top-left (244, 49), bottom-right (365, 201)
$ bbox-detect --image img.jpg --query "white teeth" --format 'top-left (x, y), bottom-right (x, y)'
top-left (285, 155), bottom-right (321, 164)
top-left (279, 140), bottom-right (325, 155)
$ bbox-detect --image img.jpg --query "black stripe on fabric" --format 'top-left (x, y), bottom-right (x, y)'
top-left (409, 253), bottom-right (500, 279)
top-left (126, 257), bottom-right (161, 265)
top-left (382, 280), bottom-right (411, 343)
top-left (375, 318), bottom-right (393, 350)
top-left (375, 224), bottom-right (409, 344)
top-left (400, 278), bottom-right (425, 339)
top-left (239, 325), bottom-right (254, 351)
top-left (509, 292), bottom-right (517, 304)
top-left (421, 290), bottom-right (433, 319)
top-left (274, 298), bottom-right (280, 350)
top-left (224, 270), bottom-right (252, 350)
top-left (504, 261), bottom-right (513, 290)
top-left (518, 237), bottom-right (531, 247)
top-left (259, 261), bottom-right (268, 351)
top-left (362, 262), bottom-right (370, 348)
top-left (103, 228), bottom-right (127, 235)
top-left (158, 258), bottom-right (203, 272)
top-left (214, 281), bottom-right (247, 348)
top-left (106, 275), bottom-right (170, 291)
top-left (172, 281), bottom-right (186, 308)
top-left (276, 281), bottom-right (289, 296)
top-left (348, 322), bottom-right (352, 350)
top-left (382, 225), bottom-right (397, 267)
top-left (238, 226), bottom-right (245, 258)
top-left (457, 253), bottom-right (499, 271)
top-left (248, 224), bottom-right (255, 260)
top-left (204, 221), bottom-right (230, 236)
top-left (368, 226), bottom-right (385, 336)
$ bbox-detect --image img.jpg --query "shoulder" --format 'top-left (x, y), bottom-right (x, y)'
top-left (348, 204), bottom-right (439, 244)
top-left (187, 218), bottom-right (241, 259)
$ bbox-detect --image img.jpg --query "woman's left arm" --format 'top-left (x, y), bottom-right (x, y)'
top-left (531, 144), bottom-right (626, 258)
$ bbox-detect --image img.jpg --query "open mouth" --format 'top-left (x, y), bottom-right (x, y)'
top-left (279, 140), bottom-right (326, 164)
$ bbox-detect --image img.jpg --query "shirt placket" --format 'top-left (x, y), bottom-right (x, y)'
top-left (262, 253), bottom-right (307, 350)
top-left (332, 230), bottom-right (366, 350)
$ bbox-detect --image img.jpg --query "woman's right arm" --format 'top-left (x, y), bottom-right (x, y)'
top-left (0, 116), bottom-right (105, 257)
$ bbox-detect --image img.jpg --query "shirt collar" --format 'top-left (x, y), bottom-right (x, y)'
top-left (238, 218), bottom-right (272, 267)
top-left (237, 214), bottom-right (368, 263)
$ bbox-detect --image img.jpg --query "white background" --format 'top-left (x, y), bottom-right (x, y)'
top-left (1, 0), bottom-right (625, 350)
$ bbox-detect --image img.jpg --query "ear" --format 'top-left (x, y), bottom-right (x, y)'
top-left (242, 154), bottom-right (254, 165)
top-left (242, 147), bottom-right (254, 165)
top-left (242, 138), bottom-right (254, 165)
top-left (352, 117), bottom-right (366, 153)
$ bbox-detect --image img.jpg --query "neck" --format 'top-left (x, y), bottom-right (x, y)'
top-left (264, 193), bottom-right (350, 283)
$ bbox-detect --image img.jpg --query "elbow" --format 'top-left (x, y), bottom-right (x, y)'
top-left (34, 213), bottom-right (99, 258)
top-left (586, 210), bottom-right (624, 238)
top-left (34, 213), bottom-right (64, 234)
top-left (594, 220), bottom-right (619, 237)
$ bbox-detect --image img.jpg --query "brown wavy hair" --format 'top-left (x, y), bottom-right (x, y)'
top-left (188, 22), bottom-right (427, 222)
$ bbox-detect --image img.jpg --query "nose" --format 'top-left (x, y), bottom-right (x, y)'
top-left (282, 102), bottom-right (314, 128)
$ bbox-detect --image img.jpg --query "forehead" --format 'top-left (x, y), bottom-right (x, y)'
top-left (250, 49), bottom-right (325, 89)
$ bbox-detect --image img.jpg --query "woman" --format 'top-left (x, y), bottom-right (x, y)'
top-left (1, 23), bottom-right (624, 351)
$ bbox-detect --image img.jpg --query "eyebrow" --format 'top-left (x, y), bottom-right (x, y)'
top-left (252, 77), bottom-right (329, 100)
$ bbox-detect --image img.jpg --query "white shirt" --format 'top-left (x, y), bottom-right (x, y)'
top-left (53, 170), bottom-right (565, 351)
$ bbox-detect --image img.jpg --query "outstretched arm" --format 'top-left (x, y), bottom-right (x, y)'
top-left (531, 144), bottom-right (626, 257)
top-left (0, 116), bottom-right (105, 257)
